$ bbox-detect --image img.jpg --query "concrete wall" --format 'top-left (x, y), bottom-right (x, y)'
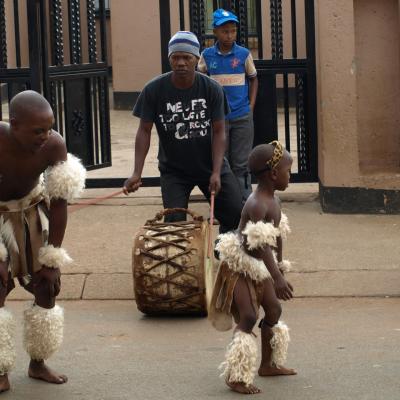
top-left (317, 0), bottom-right (400, 212)
top-left (110, 0), bottom-right (161, 104)
top-left (355, 0), bottom-right (400, 175)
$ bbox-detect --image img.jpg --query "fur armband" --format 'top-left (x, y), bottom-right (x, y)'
top-left (0, 241), bottom-right (7, 262)
top-left (279, 213), bottom-right (291, 239)
top-left (242, 221), bottom-right (280, 250)
top-left (38, 245), bottom-right (72, 269)
top-left (278, 259), bottom-right (292, 273)
top-left (44, 153), bottom-right (86, 201)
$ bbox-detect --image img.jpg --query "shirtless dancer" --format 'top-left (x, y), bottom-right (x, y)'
top-left (209, 141), bottom-right (296, 394)
top-left (0, 90), bottom-right (85, 392)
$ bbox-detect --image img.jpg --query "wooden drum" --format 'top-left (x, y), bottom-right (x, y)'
top-left (132, 208), bottom-right (214, 316)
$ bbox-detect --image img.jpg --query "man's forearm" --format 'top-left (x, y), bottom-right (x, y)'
top-left (212, 124), bottom-right (226, 174)
top-left (133, 128), bottom-right (151, 176)
top-left (48, 199), bottom-right (68, 247)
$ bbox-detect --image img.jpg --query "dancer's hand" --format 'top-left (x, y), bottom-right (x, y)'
top-left (209, 172), bottom-right (221, 195)
top-left (34, 266), bottom-right (61, 297)
top-left (274, 275), bottom-right (293, 301)
top-left (123, 173), bottom-right (142, 194)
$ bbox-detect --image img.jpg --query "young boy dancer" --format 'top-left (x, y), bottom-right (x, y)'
top-left (0, 90), bottom-right (86, 392)
top-left (198, 8), bottom-right (258, 203)
top-left (209, 141), bottom-right (296, 394)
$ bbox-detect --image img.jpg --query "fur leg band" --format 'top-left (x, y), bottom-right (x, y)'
top-left (44, 153), bottom-right (86, 201)
top-left (219, 330), bottom-right (257, 387)
top-left (38, 245), bottom-right (72, 269)
top-left (242, 221), bottom-right (280, 250)
top-left (23, 304), bottom-right (64, 361)
top-left (270, 321), bottom-right (290, 366)
top-left (278, 260), bottom-right (292, 273)
top-left (0, 308), bottom-right (16, 375)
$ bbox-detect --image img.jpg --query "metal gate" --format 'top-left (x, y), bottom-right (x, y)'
top-left (0, 0), bottom-right (111, 171)
top-left (159, 0), bottom-right (318, 182)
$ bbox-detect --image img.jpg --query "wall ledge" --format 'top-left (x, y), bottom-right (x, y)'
top-left (319, 182), bottom-right (400, 214)
top-left (113, 91), bottom-right (140, 110)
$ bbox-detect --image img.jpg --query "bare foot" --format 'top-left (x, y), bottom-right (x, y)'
top-left (226, 379), bottom-right (261, 394)
top-left (258, 365), bottom-right (297, 376)
top-left (28, 360), bottom-right (68, 384)
top-left (0, 374), bottom-right (10, 393)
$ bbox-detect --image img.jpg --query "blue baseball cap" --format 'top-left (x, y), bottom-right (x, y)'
top-left (213, 8), bottom-right (239, 27)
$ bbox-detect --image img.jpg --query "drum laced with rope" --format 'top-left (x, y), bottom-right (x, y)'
top-left (132, 208), bottom-right (214, 316)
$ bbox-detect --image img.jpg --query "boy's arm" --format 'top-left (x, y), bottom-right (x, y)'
top-left (276, 236), bottom-right (283, 263)
top-left (197, 53), bottom-right (208, 74)
top-left (248, 76), bottom-right (258, 112)
top-left (245, 52), bottom-right (258, 111)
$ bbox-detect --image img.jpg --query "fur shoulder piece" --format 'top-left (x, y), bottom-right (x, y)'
top-left (242, 221), bottom-right (280, 250)
top-left (279, 213), bottom-right (291, 239)
top-left (216, 233), bottom-right (271, 282)
top-left (44, 153), bottom-right (86, 201)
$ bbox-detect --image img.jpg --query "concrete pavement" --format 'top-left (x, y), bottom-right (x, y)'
top-left (2, 298), bottom-right (400, 400)
top-left (7, 190), bottom-right (400, 300)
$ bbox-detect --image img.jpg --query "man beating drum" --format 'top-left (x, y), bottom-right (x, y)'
top-left (123, 31), bottom-right (242, 234)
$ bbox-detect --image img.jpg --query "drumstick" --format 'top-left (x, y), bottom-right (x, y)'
top-left (207, 191), bottom-right (215, 259)
top-left (68, 189), bottom-right (124, 213)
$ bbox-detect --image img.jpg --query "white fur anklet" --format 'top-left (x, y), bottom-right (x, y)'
top-left (270, 321), bottom-right (290, 366)
top-left (219, 330), bottom-right (258, 387)
top-left (23, 304), bottom-right (64, 361)
top-left (38, 245), bottom-right (72, 269)
top-left (0, 308), bottom-right (16, 375)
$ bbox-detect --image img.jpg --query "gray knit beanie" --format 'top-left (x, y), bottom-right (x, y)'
top-left (168, 31), bottom-right (200, 58)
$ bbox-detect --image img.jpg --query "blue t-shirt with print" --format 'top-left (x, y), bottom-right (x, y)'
top-left (199, 42), bottom-right (257, 120)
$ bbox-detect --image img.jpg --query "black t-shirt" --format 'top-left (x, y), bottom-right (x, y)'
top-left (133, 72), bottom-right (229, 178)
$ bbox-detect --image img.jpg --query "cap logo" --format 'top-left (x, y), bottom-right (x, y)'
top-left (222, 11), bottom-right (229, 16)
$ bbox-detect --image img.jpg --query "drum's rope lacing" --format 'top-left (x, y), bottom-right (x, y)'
top-left (136, 221), bottom-right (205, 311)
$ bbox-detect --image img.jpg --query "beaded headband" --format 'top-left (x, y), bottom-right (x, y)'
top-left (252, 140), bottom-right (284, 176)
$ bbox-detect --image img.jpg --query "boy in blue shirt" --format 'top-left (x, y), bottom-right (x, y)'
top-left (198, 8), bottom-right (258, 203)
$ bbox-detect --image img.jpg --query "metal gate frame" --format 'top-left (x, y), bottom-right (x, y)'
top-left (86, 0), bottom-right (318, 189)
top-left (154, 0), bottom-right (318, 186)
top-left (0, 0), bottom-right (111, 173)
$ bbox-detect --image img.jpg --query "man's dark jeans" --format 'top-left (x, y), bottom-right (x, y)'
top-left (160, 170), bottom-right (242, 233)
